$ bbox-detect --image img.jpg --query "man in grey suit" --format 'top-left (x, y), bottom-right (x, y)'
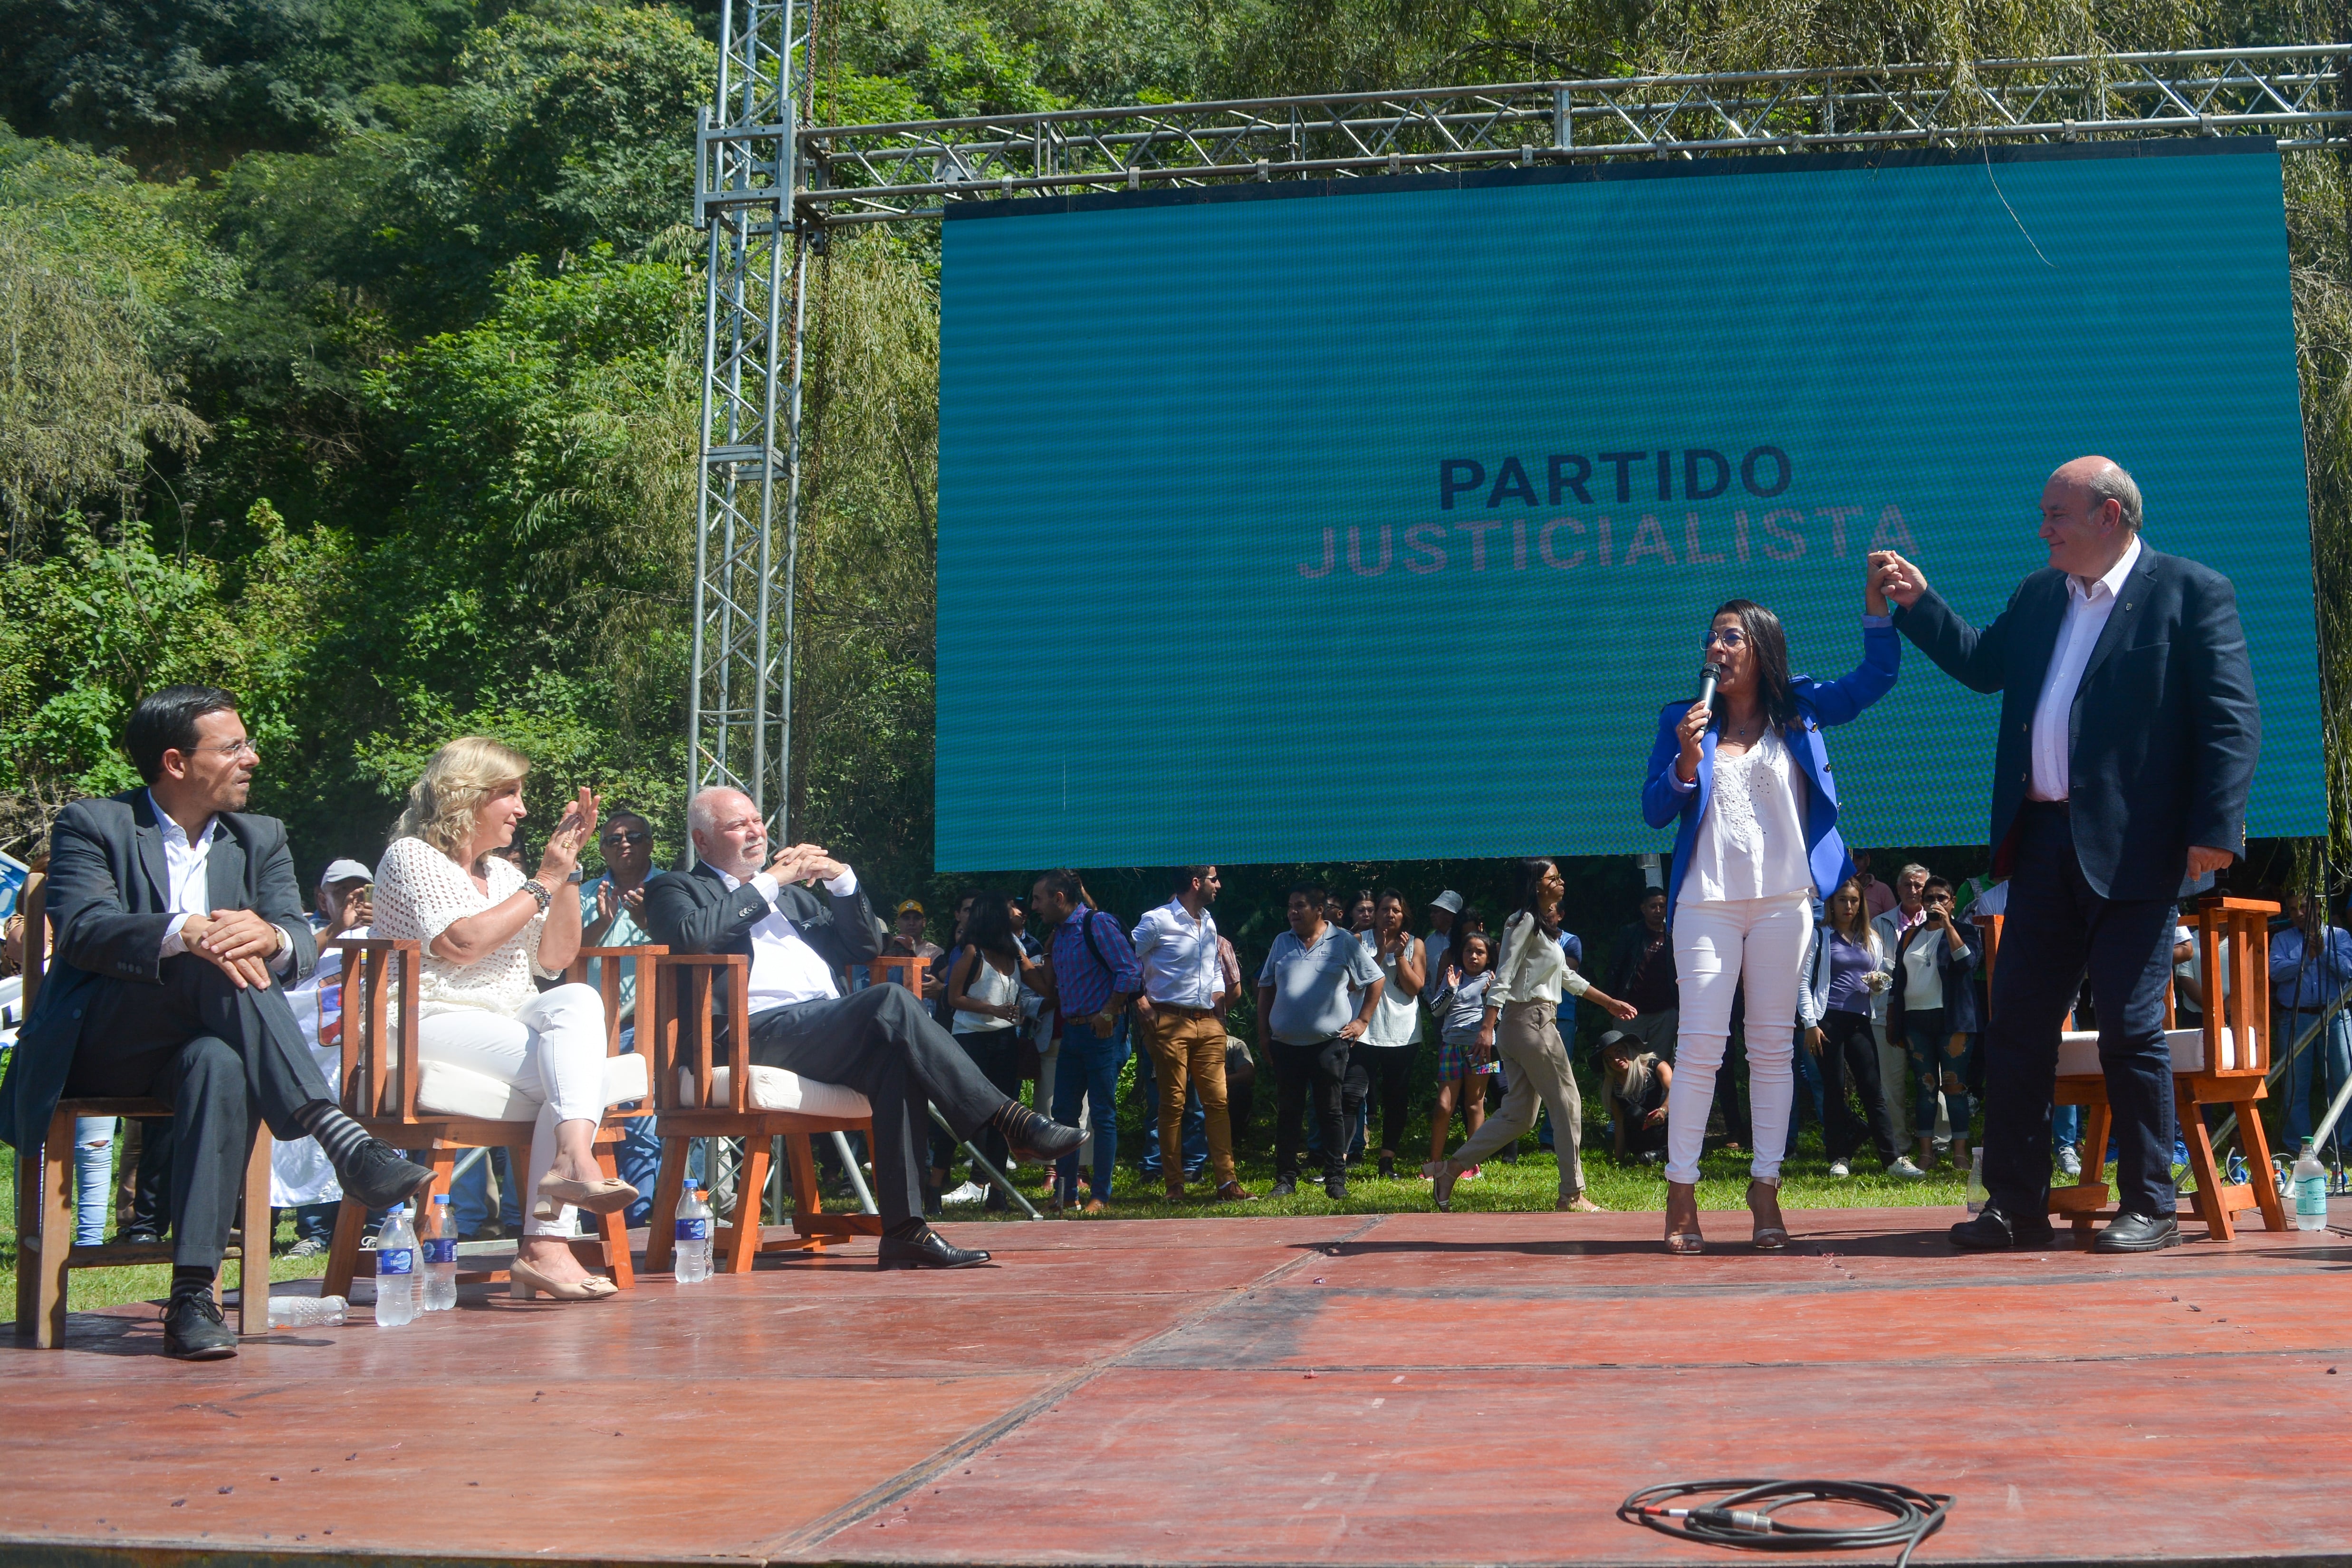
top-left (643, 788), bottom-right (1080, 1270)
top-left (0, 687), bottom-right (432, 1357)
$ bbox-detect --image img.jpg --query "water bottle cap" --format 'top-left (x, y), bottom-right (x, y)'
top-left (434, 1193), bottom-right (451, 1205)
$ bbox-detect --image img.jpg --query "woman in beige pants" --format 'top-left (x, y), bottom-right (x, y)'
top-left (1423, 860), bottom-right (1638, 1211)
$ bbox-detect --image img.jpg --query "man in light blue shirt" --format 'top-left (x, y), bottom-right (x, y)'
top-left (1256, 883), bottom-right (1383, 1200)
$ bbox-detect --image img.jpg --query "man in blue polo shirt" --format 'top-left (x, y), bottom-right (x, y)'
top-left (1257, 882), bottom-right (1383, 1201)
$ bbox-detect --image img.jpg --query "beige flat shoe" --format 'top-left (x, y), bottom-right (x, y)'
top-left (532, 1171), bottom-right (639, 1220)
top-left (508, 1257), bottom-right (607, 1301)
top-left (1556, 1195), bottom-right (1606, 1213)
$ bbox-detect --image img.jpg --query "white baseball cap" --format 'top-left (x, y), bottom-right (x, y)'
top-left (1428, 889), bottom-right (1464, 914)
top-left (319, 859), bottom-right (374, 886)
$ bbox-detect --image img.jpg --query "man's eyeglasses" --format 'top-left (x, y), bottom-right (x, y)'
top-left (1702, 627), bottom-right (1747, 650)
top-left (602, 830), bottom-right (650, 846)
top-left (197, 738), bottom-right (259, 759)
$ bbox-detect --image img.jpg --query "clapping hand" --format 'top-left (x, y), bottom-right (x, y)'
top-left (535, 787), bottom-right (599, 885)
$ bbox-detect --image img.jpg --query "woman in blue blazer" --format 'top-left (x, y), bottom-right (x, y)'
top-left (1640, 574), bottom-right (1900, 1253)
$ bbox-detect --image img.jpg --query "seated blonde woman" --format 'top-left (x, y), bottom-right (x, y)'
top-left (371, 737), bottom-right (634, 1301)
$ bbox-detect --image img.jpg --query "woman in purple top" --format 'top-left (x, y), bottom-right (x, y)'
top-left (1796, 877), bottom-right (1908, 1177)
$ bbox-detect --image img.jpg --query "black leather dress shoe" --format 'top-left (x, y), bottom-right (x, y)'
top-left (2093, 1210), bottom-right (2182, 1253)
top-left (998, 1104), bottom-right (1084, 1163)
top-left (1949, 1205), bottom-right (2056, 1250)
top-left (163, 1293), bottom-right (239, 1360)
top-left (338, 1139), bottom-right (435, 1209)
top-left (876, 1226), bottom-right (992, 1270)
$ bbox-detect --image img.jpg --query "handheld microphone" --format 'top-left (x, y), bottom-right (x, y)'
top-left (1695, 661), bottom-right (1723, 713)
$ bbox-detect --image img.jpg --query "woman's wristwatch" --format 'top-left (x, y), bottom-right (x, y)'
top-left (521, 879), bottom-right (554, 912)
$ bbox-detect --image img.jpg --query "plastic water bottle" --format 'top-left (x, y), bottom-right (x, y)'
top-left (268, 1294), bottom-right (348, 1328)
top-left (374, 1206), bottom-right (418, 1327)
top-left (2293, 1139), bottom-right (2329, 1232)
top-left (422, 1194), bottom-right (459, 1312)
top-left (1965, 1147), bottom-right (1988, 1214)
top-left (674, 1187), bottom-right (713, 1283)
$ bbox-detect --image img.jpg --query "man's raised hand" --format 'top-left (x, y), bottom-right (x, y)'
top-left (1870, 550), bottom-right (1928, 609)
top-left (767, 842), bottom-right (847, 885)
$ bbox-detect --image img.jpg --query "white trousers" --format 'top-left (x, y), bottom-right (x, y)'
top-left (1667, 892), bottom-right (1813, 1185)
top-left (419, 983), bottom-right (609, 1237)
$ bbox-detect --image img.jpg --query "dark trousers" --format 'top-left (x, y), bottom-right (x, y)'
top-left (1270, 1037), bottom-right (1368, 1181)
top-left (948, 1028), bottom-right (1024, 1194)
top-left (1984, 802), bottom-right (2180, 1219)
top-left (1364, 1042), bottom-right (1418, 1154)
top-left (1817, 1008), bottom-right (1901, 1166)
top-left (746, 985), bottom-right (1008, 1228)
top-left (62, 956), bottom-right (331, 1269)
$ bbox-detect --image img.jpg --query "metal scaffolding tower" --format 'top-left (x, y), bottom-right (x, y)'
top-left (690, 42), bottom-right (2352, 827)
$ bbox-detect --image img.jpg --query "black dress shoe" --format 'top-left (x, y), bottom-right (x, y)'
top-left (1949, 1205), bottom-right (2056, 1250)
top-left (997, 1104), bottom-right (1084, 1162)
top-left (876, 1225), bottom-right (992, 1270)
top-left (1270, 1176), bottom-right (1297, 1197)
top-left (1325, 1174), bottom-right (1349, 1201)
top-left (2093, 1210), bottom-right (2182, 1253)
top-left (163, 1293), bottom-right (239, 1360)
top-left (118, 1225), bottom-right (165, 1247)
top-left (338, 1139), bottom-right (435, 1209)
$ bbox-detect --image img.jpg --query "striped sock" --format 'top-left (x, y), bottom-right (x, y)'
top-left (294, 1100), bottom-right (371, 1167)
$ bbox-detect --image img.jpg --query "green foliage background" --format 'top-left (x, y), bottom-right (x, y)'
top-left (1, 0), bottom-right (2346, 942)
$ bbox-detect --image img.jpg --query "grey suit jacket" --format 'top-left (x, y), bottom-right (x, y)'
top-left (0, 790), bottom-right (317, 1151)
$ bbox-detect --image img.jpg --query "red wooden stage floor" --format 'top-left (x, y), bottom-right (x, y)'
top-left (5, 1204), bottom-right (2350, 1568)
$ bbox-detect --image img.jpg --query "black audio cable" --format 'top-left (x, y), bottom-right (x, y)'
top-left (1618, 1479), bottom-right (1953, 1568)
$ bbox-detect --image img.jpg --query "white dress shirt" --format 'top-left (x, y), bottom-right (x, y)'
top-left (1130, 897), bottom-right (1222, 1008)
top-left (148, 790), bottom-right (292, 973)
top-left (718, 864), bottom-right (861, 1013)
top-left (2027, 534), bottom-right (2141, 802)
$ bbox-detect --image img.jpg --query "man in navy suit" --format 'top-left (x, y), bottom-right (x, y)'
top-left (1, 687), bottom-right (433, 1357)
top-left (1875, 457), bottom-right (2259, 1253)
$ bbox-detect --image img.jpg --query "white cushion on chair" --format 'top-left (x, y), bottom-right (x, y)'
top-left (683, 1065), bottom-right (871, 1119)
top-left (412, 1052), bottom-right (650, 1122)
top-left (2055, 1027), bottom-right (2236, 1078)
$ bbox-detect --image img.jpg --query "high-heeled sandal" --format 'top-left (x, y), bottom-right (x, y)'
top-left (509, 1256), bottom-right (609, 1300)
top-left (1664, 1182), bottom-right (1703, 1254)
top-left (532, 1171), bottom-right (639, 1221)
top-left (1747, 1177), bottom-right (1790, 1251)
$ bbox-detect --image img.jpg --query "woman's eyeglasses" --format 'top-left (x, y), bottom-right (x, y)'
top-left (1702, 627), bottom-right (1747, 650)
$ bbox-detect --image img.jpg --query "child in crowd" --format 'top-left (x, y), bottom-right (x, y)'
top-left (1426, 931), bottom-right (1496, 1179)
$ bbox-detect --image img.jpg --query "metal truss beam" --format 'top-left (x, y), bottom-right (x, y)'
top-left (797, 45), bottom-right (2352, 225)
top-left (690, 0), bottom-right (806, 835)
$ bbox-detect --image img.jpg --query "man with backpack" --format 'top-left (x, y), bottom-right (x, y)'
top-left (1031, 869), bottom-right (1141, 1214)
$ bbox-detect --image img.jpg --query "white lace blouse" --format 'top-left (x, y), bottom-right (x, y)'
top-left (1680, 727), bottom-right (1813, 906)
top-left (372, 836), bottom-right (551, 1017)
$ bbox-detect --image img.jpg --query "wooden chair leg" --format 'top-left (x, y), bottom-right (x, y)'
top-left (646, 1137), bottom-right (686, 1274)
top-left (509, 1144), bottom-right (534, 1228)
top-left (723, 1137), bottom-right (771, 1274)
top-left (37, 1108), bottom-right (77, 1348)
top-left (236, 1129), bottom-right (273, 1334)
top-left (786, 1132), bottom-right (824, 1246)
top-left (593, 1141), bottom-right (634, 1288)
top-left (2176, 1084), bottom-right (2231, 1241)
top-left (2083, 1102), bottom-right (2114, 1187)
top-left (2237, 1093), bottom-right (2290, 1231)
top-left (15, 1153), bottom-right (40, 1337)
top-left (322, 1198), bottom-right (368, 1300)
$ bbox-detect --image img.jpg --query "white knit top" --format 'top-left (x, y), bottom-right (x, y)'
top-left (372, 836), bottom-right (550, 1018)
top-left (1680, 727), bottom-right (1813, 906)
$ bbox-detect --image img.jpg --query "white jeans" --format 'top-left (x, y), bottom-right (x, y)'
top-left (419, 983), bottom-right (609, 1237)
top-left (1667, 892), bottom-right (1813, 1185)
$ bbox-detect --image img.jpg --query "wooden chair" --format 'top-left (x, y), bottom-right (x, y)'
top-left (319, 939), bottom-right (649, 1300)
top-left (1978, 897), bottom-right (2288, 1241)
top-left (10, 871), bottom-right (272, 1347)
top-left (640, 955), bottom-right (910, 1274)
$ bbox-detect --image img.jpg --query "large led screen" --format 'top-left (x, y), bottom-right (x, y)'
top-left (936, 140), bottom-right (2320, 870)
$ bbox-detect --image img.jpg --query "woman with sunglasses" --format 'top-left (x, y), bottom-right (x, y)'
top-left (1640, 568), bottom-right (1900, 1253)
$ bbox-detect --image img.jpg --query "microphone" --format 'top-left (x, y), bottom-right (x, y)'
top-left (1695, 661), bottom-right (1723, 714)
